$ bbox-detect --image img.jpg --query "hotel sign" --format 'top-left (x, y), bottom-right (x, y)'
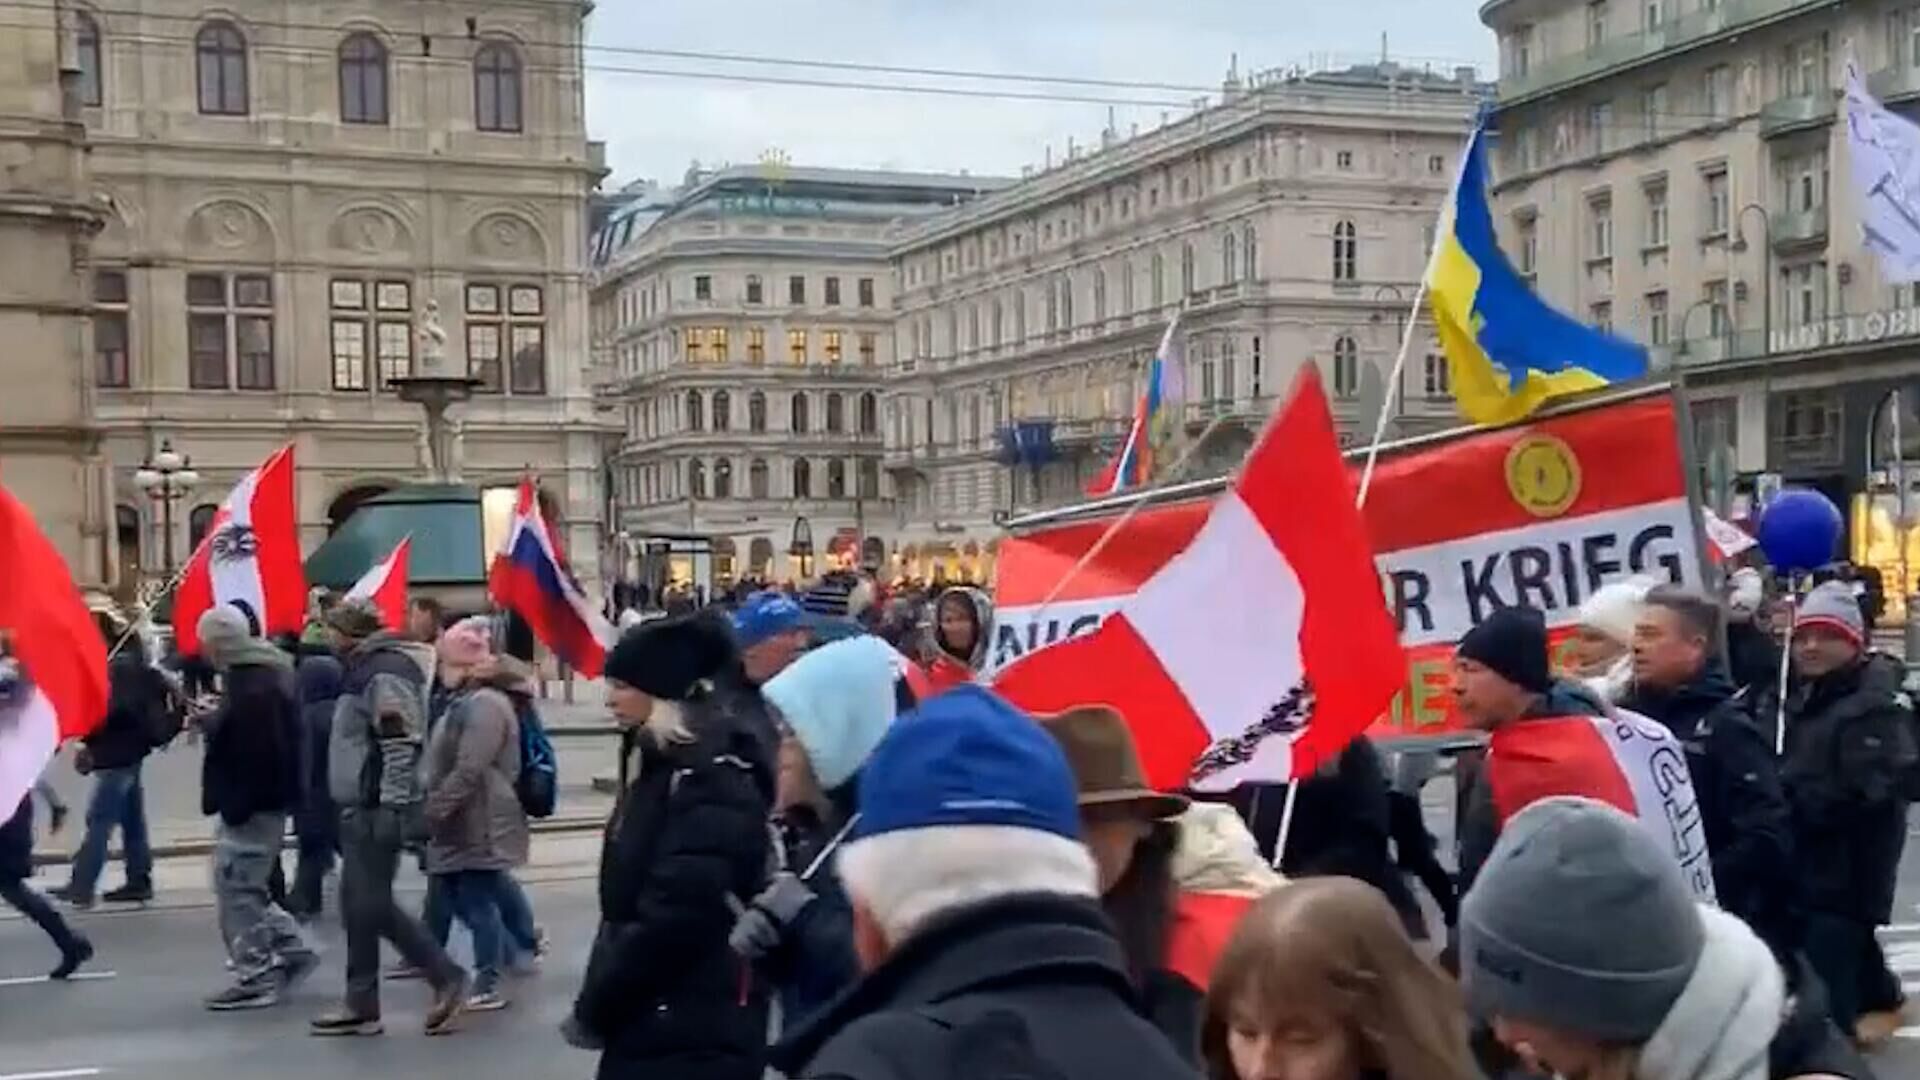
top-left (1770, 306), bottom-right (1920, 354)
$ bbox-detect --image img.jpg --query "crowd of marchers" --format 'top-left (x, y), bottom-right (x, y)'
top-left (3, 561), bottom-right (1914, 1080)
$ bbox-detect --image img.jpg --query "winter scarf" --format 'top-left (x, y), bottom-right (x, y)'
top-left (762, 635), bottom-right (898, 790)
top-left (1635, 906), bottom-right (1784, 1080)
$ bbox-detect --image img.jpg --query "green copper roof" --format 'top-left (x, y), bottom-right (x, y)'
top-left (305, 484), bottom-right (487, 588)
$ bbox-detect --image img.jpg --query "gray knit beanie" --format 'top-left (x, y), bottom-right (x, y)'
top-left (1460, 796), bottom-right (1704, 1043)
top-left (1794, 580), bottom-right (1865, 647)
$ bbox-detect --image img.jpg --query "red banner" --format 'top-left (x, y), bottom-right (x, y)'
top-left (992, 394), bottom-right (1702, 744)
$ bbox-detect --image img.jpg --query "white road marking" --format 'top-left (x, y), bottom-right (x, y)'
top-left (1898, 1026), bottom-right (1920, 1041)
top-left (0, 1069), bottom-right (106, 1080)
top-left (0, 971), bottom-right (116, 988)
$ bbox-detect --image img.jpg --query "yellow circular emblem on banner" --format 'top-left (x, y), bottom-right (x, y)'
top-left (1505, 434), bottom-right (1581, 518)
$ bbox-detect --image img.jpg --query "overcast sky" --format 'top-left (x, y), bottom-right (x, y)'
top-left (583, 1), bottom-right (1497, 187)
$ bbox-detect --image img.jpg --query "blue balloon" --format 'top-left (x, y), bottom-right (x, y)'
top-left (1755, 488), bottom-right (1843, 574)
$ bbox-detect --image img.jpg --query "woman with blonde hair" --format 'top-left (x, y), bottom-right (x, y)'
top-left (1202, 876), bottom-right (1475, 1080)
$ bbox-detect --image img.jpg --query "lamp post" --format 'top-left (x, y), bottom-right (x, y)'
top-left (132, 439), bottom-right (199, 575)
top-left (1731, 203), bottom-right (1774, 354)
top-left (1674, 298), bottom-right (1717, 361)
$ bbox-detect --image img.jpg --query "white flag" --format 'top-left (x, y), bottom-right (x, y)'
top-left (1843, 62), bottom-right (1920, 283)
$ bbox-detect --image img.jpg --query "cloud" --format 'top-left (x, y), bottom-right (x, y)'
top-left (584, 0), bottom-right (1495, 184)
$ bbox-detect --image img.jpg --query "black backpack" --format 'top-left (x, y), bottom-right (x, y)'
top-left (133, 664), bottom-right (185, 749)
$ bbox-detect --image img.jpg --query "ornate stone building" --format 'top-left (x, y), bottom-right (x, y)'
top-left (886, 64), bottom-right (1487, 573)
top-left (71, 0), bottom-right (608, 594)
top-left (591, 166), bottom-right (1004, 590)
top-left (0, 3), bottom-right (110, 587)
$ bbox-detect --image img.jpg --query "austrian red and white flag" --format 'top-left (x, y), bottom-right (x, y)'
top-left (174, 445), bottom-right (307, 656)
top-left (344, 537), bottom-right (411, 632)
top-left (993, 366), bottom-right (1406, 791)
top-left (1701, 506), bottom-right (1757, 563)
top-left (0, 482), bottom-right (108, 814)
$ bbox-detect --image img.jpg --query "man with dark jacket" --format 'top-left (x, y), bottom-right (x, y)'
top-left (288, 655), bottom-right (343, 920)
top-left (1781, 581), bottom-right (1917, 1044)
top-left (1622, 585), bottom-right (1795, 953)
top-left (55, 609), bottom-right (169, 907)
top-left (195, 605), bottom-right (316, 1011)
top-left (309, 599), bottom-right (468, 1038)
top-left (770, 686), bottom-right (1194, 1080)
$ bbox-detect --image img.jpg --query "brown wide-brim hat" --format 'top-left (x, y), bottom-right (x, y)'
top-left (1037, 704), bottom-right (1189, 820)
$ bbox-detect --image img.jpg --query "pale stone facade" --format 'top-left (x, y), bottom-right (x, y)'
top-left (1482, 0), bottom-right (1920, 516)
top-left (885, 65), bottom-right (1486, 572)
top-left (72, 0), bottom-right (608, 595)
top-left (0, 3), bottom-right (111, 587)
top-left (591, 167), bottom-right (1004, 589)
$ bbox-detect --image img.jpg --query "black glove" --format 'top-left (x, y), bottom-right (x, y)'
top-left (727, 872), bottom-right (816, 960)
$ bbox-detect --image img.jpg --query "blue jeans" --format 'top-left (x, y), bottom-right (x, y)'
top-left (428, 870), bottom-right (538, 990)
top-left (67, 764), bottom-right (152, 897)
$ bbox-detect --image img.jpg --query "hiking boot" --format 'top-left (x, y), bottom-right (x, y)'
top-left (48, 885), bottom-right (93, 910)
top-left (204, 983), bottom-right (281, 1011)
top-left (102, 882), bottom-right (153, 904)
top-left (310, 1008), bottom-right (384, 1037)
top-left (424, 970), bottom-right (470, 1035)
top-left (50, 936), bottom-right (93, 980)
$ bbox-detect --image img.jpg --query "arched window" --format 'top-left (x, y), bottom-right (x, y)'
top-left (1222, 231), bottom-right (1239, 285)
top-left (792, 458), bottom-right (813, 498)
top-left (857, 391), bottom-right (878, 435)
top-left (74, 13), bottom-right (102, 107)
top-left (713, 457), bottom-right (734, 499)
top-left (195, 21), bottom-right (248, 116)
top-left (1180, 242), bottom-right (1196, 296)
top-left (1333, 220), bottom-right (1358, 282)
top-left (712, 389), bottom-right (731, 432)
top-left (685, 388), bottom-right (704, 432)
top-left (1243, 224), bottom-right (1258, 281)
top-left (748, 391), bottom-right (767, 432)
top-left (473, 42), bottom-right (523, 133)
top-left (1333, 336), bottom-right (1360, 398)
top-left (827, 459), bottom-right (847, 499)
top-left (1093, 269), bottom-right (1107, 321)
top-left (338, 32), bottom-right (388, 124)
top-left (749, 458), bottom-right (770, 499)
top-left (188, 503), bottom-right (220, 550)
top-left (826, 392), bottom-right (845, 433)
top-left (689, 458), bottom-right (707, 499)
top-left (791, 392), bottom-right (810, 434)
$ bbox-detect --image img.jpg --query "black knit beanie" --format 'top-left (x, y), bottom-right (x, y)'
top-left (1456, 606), bottom-right (1552, 693)
top-left (604, 612), bottom-right (738, 701)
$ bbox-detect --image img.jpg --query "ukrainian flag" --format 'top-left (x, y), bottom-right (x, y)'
top-left (1426, 124), bottom-right (1649, 426)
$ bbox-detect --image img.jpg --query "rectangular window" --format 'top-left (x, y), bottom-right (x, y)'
top-left (1782, 38), bottom-right (1824, 97)
top-left (746, 275), bottom-right (763, 304)
top-left (684, 327), bottom-right (703, 364)
top-left (1588, 195), bottom-right (1614, 260)
top-left (1703, 168), bottom-right (1730, 237)
top-left (1336, 150), bottom-right (1354, 170)
top-left (1646, 290), bottom-right (1669, 345)
top-left (789, 275), bottom-right (806, 304)
top-left (1704, 279), bottom-right (1730, 336)
top-left (1511, 25), bottom-right (1533, 78)
top-left (710, 327), bottom-right (730, 362)
top-left (1643, 181), bottom-right (1669, 248)
top-left (186, 271), bottom-right (274, 390)
top-left (824, 277), bottom-right (841, 306)
top-left (93, 269), bottom-right (129, 388)
top-left (788, 328), bottom-right (807, 364)
top-left (1704, 65), bottom-right (1731, 120)
top-left (331, 319), bottom-right (368, 390)
top-left (859, 332), bottom-right (876, 365)
top-left (1643, 0), bottom-right (1662, 28)
top-left (465, 281), bottom-right (544, 394)
top-left (1517, 216), bottom-right (1539, 274)
top-left (858, 277), bottom-right (875, 307)
top-left (748, 327), bottom-right (766, 364)
top-left (1587, 0), bottom-right (1609, 47)
top-left (330, 277), bottom-right (411, 390)
top-left (824, 329), bottom-right (843, 364)
top-left (1587, 100), bottom-right (1614, 155)
top-left (1591, 300), bottom-right (1614, 334)
top-left (1642, 84), bottom-right (1666, 142)
top-left (1781, 262), bottom-right (1827, 326)
top-left (694, 274), bottom-right (712, 301)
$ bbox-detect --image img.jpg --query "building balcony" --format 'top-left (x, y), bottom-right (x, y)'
top-left (1758, 91), bottom-right (1836, 139)
top-left (1496, 0), bottom-right (1836, 104)
top-left (1770, 204), bottom-right (1829, 249)
top-left (1869, 64), bottom-right (1920, 105)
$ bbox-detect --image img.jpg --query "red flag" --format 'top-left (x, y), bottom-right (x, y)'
top-left (0, 483), bottom-right (108, 811)
top-left (489, 479), bottom-right (613, 677)
top-left (993, 365), bottom-right (1405, 790)
top-left (174, 445), bottom-right (306, 656)
top-left (344, 537), bottom-right (411, 632)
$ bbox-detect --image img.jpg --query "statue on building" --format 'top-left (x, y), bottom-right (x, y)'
top-left (416, 299), bottom-right (449, 375)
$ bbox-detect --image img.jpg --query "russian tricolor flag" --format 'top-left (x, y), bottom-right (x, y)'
top-left (488, 479), bottom-right (614, 678)
top-left (1087, 315), bottom-right (1183, 497)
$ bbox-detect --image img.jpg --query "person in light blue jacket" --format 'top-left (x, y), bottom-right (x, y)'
top-left (726, 634), bottom-right (915, 1029)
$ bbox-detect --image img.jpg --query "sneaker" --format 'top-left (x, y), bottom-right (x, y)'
top-left (310, 1008), bottom-right (384, 1038)
top-left (50, 936), bottom-right (93, 980)
top-left (102, 882), bottom-right (153, 904)
top-left (424, 970), bottom-right (470, 1036)
top-left (281, 951), bottom-right (321, 991)
top-left (48, 885), bottom-right (93, 910)
top-left (384, 963), bottom-right (427, 981)
top-left (204, 984), bottom-right (281, 1011)
top-left (466, 989), bottom-right (509, 1013)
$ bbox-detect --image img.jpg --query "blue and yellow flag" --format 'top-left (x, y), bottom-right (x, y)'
top-left (1426, 125), bottom-right (1648, 426)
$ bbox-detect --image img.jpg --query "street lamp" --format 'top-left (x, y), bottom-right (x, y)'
top-left (1674, 298), bottom-right (1717, 360)
top-left (1731, 203), bottom-right (1774, 354)
top-left (132, 438), bottom-right (199, 575)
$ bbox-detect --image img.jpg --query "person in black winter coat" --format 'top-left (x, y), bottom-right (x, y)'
top-left (1780, 582), bottom-right (1918, 1044)
top-left (289, 655), bottom-right (343, 919)
top-left (565, 614), bottom-right (776, 1080)
top-left (1622, 587), bottom-right (1796, 957)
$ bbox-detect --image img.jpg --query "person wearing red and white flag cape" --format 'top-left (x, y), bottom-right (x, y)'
top-left (0, 482), bottom-right (106, 978)
top-left (174, 445), bottom-right (308, 657)
top-left (344, 537), bottom-right (413, 633)
top-left (993, 364), bottom-right (1406, 794)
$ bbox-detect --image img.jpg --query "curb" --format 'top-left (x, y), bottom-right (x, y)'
top-left (30, 812), bottom-right (608, 868)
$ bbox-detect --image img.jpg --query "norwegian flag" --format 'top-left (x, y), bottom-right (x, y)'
top-left (994, 365), bottom-right (1406, 790)
top-left (344, 537), bottom-right (412, 632)
top-left (173, 445), bottom-right (307, 656)
top-left (0, 483), bottom-right (109, 813)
